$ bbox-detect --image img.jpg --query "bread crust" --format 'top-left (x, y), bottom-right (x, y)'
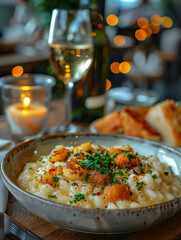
top-left (121, 106), bottom-right (162, 141)
top-left (94, 110), bottom-right (123, 133)
top-left (146, 100), bottom-right (181, 146)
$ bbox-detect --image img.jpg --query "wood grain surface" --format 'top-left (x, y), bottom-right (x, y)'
top-left (1, 98), bottom-right (181, 239)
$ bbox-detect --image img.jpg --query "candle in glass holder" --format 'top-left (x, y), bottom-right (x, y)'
top-left (5, 96), bottom-right (48, 137)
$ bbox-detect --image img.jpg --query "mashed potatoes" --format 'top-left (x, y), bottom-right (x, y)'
top-left (17, 142), bottom-right (181, 209)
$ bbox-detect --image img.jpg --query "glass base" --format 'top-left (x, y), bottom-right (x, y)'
top-left (12, 131), bottom-right (45, 141)
top-left (48, 124), bottom-right (86, 134)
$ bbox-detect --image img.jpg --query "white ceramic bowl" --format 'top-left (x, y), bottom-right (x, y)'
top-left (1, 133), bottom-right (181, 234)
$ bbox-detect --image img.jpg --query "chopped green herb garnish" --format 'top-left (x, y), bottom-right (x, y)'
top-left (68, 151), bottom-right (73, 156)
top-left (113, 178), bottom-right (117, 184)
top-left (48, 195), bottom-right (52, 198)
top-left (84, 175), bottom-right (89, 182)
top-left (28, 168), bottom-right (32, 170)
top-left (101, 186), bottom-right (104, 191)
top-left (121, 177), bottom-right (128, 181)
top-left (86, 150), bottom-right (92, 154)
top-left (58, 173), bottom-right (62, 176)
top-left (69, 200), bottom-right (73, 205)
top-left (91, 193), bottom-right (95, 196)
top-left (147, 170), bottom-right (152, 174)
top-left (74, 193), bottom-right (85, 201)
top-left (38, 157), bottom-right (43, 162)
top-left (116, 170), bottom-right (124, 176)
top-left (136, 181), bottom-right (145, 191)
top-left (136, 185), bottom-right (141, 191)
top-left (152, 174), bottom-right (158, 179)
top-left (53, 176), bottom-right (60, 182)
top-left (49, 156), bottom-right (52, 159)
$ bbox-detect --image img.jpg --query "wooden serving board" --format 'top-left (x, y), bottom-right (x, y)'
top-left (5, 193), bottom-right (181, 240)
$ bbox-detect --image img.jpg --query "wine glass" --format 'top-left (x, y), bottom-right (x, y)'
top-left (48, 9), bottom-right (93, 133)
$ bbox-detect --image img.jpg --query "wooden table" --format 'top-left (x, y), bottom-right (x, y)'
top-left (1, 98), bottom-right (181, 239)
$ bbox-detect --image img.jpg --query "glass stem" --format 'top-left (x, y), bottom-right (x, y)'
top-left (65, 81), bottom-right (74, 127)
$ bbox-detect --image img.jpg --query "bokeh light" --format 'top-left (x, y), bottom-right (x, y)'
top-left (151, 15), bottom-right (162, 26)
top-left (105, 79), bottom-right (112, 91)
top-left (135, 29), bottom-right (147, 41)
top-left (137, 17), bottom-right (149, 28)
top-left (113, 35), bottom-right (125, 47)
top-left (162, 16), bottom-right (173, 28)
top-left (119, 62), bottom-right (131, 74)
top-left (12, 65), bottom-right (24, 77)
top-left (91, 32), bottom-right (96, 37)
top-left (106, 14), bottom-right (119, 26)
top-left (99, 14), bottom-right (103, 21)
top-left (149, 24), bottom-right (160, 34)
top-left (23, 73), bottom-right (29, 77)
top-left (110, 62), bottom-right (120, 74)
top-left (77, 88), bottom-right (84, 97)
top-left (143, 26), bottom-right (152, 37)
top-left (97, 23), bottom-right (103, 29)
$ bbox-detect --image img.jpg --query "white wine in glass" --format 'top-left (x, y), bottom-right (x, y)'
top-left (48, 9), bottom-right (93, 133)
top-left (50, 43), bottom-right (93, 85)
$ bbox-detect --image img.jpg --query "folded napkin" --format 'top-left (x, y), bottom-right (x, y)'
top-left (0, 139), bottom-right (14, 213)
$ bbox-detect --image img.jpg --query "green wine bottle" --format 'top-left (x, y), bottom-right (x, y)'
top-left (72, 0), bottom-right (109, 123)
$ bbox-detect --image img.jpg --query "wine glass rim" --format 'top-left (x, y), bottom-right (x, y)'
top-left (0, 74), bottom-right (56, 90)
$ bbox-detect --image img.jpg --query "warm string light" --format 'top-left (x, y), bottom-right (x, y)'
top-left (110, 62), bottom-right (120, 74)
top-left (135, 29), bottom-right (147, 41)
top-left (105, 79), bottom-right (112, 91)
top-left (162, 16), bottom-right (173, 28)
top-left (119, 62), bottom-right (131, 74)
top-left (136, 15), bottom-right (173, 41)
top-left (106, 14), bottom-right (119, 26)
top-left (110, 62), bottom-right (131, 74)
top-left (137, 17), bottom-right (149, 28)
top-left (12, 66), bottom-right (24, 77)
top-left (151, 15), bottom-right (162, 26)
top-left (143, 26), bottom-right (152, 37)
top-left (113, 35), bottom-right (125, 47)
top-left (149, 24), bottom-right (160, 34)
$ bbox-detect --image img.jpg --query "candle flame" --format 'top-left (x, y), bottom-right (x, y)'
top-left (21, 86), bottom-right (31, 91)
top-left (23, 97), bottom-right (31, 108)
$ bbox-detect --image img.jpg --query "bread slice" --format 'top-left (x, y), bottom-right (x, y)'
top-left (94, 110), bottom-right (123, 133)
top-left (146, 100), bottom-right (181, 146)
top-left (121, 106), bottom-right (162, 141)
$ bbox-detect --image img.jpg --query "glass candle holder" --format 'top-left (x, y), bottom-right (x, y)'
top-left (1, 74), bottom-right (55, 140)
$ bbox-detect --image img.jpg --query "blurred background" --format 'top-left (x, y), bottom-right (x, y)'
top-left (0, 0), bottom-right (181, 114)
